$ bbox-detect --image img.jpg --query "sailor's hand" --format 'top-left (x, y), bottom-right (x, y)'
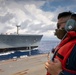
top-left (45, 58), bottom-right (62, 75)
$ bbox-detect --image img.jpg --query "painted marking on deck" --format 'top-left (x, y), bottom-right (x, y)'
top-left (12, 69), bottom-right (29, 75)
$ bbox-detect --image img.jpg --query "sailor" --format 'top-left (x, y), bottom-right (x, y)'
top-left (45, 11), bottom-right (76, 75)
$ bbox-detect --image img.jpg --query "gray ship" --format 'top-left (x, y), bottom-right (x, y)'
top-left (0, 25), bottom-right (43, 52)
top-left (0, 34), bottom-right (43, 52)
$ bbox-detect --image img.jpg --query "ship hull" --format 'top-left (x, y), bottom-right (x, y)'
top-left (0, 35), bottom-right (43, 52)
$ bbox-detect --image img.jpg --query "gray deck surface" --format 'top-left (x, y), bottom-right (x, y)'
top-left (0, 54), bottom-right (47, 75)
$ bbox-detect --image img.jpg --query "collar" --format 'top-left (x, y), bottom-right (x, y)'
top-left (56, 31), bottom-right (76, 50)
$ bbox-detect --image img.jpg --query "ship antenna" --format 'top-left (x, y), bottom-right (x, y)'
top-left (16, 25), bottom-right (20, 35)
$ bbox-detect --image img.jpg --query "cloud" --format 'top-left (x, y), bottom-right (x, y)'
top-left (0, 13), bottom-right (14, 23)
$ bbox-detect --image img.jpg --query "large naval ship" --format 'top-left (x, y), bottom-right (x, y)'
top-left (0, 26), bottom-right (43, 52)
top-left (0, 34), bottom-right (43, 52)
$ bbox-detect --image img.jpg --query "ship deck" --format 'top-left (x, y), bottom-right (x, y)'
top-left (0, 54), bottom-right (47, 75)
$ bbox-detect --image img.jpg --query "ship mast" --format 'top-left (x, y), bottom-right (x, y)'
top-left (16, 25), bottom-right (20, 35)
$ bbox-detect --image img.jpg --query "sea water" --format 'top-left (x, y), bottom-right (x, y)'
top-left (0, 40), bottom-right (60, 61)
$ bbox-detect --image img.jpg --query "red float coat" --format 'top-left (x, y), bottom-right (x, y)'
top-left (46, 31), bottom-right (76, 75)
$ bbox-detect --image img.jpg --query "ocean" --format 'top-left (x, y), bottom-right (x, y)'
top-left (0, 40), bottom-right (60, 61)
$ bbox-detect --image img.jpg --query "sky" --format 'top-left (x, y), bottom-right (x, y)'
top-left (0, 0), bottom-right (76, 40)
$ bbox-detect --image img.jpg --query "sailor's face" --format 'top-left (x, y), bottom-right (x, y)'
top-left (57, 17), bottom-right (70, 29)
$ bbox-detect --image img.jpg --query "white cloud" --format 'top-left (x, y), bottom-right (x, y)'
top-left (0, 0), bottom-right (57, 40)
